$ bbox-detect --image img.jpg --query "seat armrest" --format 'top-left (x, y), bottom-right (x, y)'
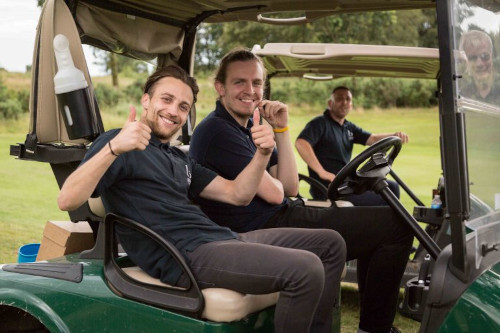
top-left (103, 213), bottom-right (205, 317)
top-left (298, 173), bottom-right (329, 199)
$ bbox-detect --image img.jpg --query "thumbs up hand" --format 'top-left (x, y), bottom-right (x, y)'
top-left (109, 105), bottom-right (152, 155)
top-left (251, 108), bottom-right (275, 155)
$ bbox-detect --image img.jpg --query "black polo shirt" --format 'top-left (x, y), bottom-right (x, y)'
top-left (460, 74), bottom-right (500, 105)
top-left (83, 129), bottom-right (237, 285)
top-left (297, 110), bottom-right (371, 191)
top-left (190, 101), bottom-right (285, 232)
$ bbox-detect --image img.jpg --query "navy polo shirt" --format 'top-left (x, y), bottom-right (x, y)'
top-left (82, 129), bottom-right (237, 285)
top-left (190, 101), bottom-right (285, 232)
top-left (297, 110), bottom-right (371, 187)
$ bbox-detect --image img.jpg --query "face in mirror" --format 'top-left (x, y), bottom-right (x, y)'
top-left (459, 30), bottom-right (499, 103)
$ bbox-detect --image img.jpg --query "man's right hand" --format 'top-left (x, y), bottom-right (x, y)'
top-left (110, 105), bottom-right (152, 155)
top-left (320, 170), bottom-right (335, 183)
top-left (251, 108), bottom-right (275, 155)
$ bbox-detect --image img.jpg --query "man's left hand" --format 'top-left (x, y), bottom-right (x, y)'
top-left (394, 131), bottom-right (409, 144)
top-left (258, 100), bottom-right (288, 129)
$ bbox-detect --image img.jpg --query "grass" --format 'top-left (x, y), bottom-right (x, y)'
top-left (0, 76), bottom-right (437, 333)
top-left (341, 283), bottom-right (420, 333)
top-left (0, 131), bottom-right (68, 263)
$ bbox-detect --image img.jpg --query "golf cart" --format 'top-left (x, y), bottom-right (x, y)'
top-left (252, 42), bottom-right (441, 286)
top-left (251, 41), bottom-right (496, 290)
top-left (2, 0), bottom-right (500, 332)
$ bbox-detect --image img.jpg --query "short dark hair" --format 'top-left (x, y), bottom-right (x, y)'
top-left (143, 65), bottom-right (199, 104)
top-left (332, 86), bottom-right (350, 94)
top-left (215, 47), bottom-right (267, 84)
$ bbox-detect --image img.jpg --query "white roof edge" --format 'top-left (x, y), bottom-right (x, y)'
top-left (253, 43), bottom-right (439, 59)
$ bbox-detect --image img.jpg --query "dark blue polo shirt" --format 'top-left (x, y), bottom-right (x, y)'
top-left (82, 129), bottom-right (237, 285)
top-left (297, 110), bottom-right (371, 195)
top-left (190, 101), bottom-right (285, 232)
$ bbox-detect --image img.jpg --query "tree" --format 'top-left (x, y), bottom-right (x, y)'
top-left (196, 9), bottom-right (438, 67)
top-left (195, 24), bottom-right (224, 72)
top-left (92, 49), bottom-right (149, 87)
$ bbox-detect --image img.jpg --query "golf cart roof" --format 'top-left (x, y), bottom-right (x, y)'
top-left (252, 43), bottom-right (440, 80)
top-left (66, 0), bottom-right (435, 62)
top-left (71, 0), bottom-right (435, 24)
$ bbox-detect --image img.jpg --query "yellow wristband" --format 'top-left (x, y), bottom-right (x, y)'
top-left (273, 126), bottom-right (289, 133)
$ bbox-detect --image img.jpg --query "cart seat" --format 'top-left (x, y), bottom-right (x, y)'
top-left (122, 266), bottom-right (279, 322)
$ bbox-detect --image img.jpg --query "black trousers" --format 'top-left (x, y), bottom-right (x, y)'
top-left (265, 200), bottom-right (414, 333)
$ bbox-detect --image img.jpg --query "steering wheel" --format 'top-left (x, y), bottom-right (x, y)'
top-left (327, 136), bottom-right (402, 201)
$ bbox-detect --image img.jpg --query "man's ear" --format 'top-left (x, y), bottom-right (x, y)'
top-left (139, 93), bottom-right (150, 122)
top-left (327, 98), bottom-right (333, 109)
top-left (214, 81), bottom-right (225, 97)
top-left (141, 93), bottom-right (150, 110)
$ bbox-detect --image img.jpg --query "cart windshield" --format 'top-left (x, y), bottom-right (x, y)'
top-left (453, 0), bottom-right (500, 216)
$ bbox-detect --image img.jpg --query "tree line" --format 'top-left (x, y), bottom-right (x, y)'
top-left (195, 9), bottom-right (438, 72)
top-left (91, 9), bottom-right (439, 85)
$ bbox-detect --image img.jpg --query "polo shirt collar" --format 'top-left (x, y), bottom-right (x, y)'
top-left (323, 109), bottom-right (345, 127)
top-left (149, 133), bottom-right (171, 150)
top-left (214, 100), bottom-right (253, 131)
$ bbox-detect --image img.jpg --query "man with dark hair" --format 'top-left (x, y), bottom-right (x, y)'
top-left (58, 65), bottom-right (346, 333)
top-left (190, 48), bottom-right (413, 333)
top-left (296, 86), bottom-right (407, 205)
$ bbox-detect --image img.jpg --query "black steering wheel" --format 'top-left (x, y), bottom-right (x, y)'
top-left (327, 136), bottom-right (402, 201)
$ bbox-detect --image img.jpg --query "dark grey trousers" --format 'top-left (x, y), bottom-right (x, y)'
top-left (187, 228), bottom-right (346, 333)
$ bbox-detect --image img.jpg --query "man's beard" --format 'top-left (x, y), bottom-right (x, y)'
top-left (153, 126), bottom-right (177, 142)
top-left (148, 118), bottom-right (179, 142)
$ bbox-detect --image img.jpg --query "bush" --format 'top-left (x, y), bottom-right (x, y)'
top-left (123, 79), bottom-right (145, 103)
top-left (269, 76), bottom-right (438, 109)
top-left (16, 89), bottom-right (30, 113)
top-left (94, 83), bottom-right (124, 107)
top-left (270, 78), bottom-right (331, 108)
top-left (0, 75), bottom-right (28, 119)
top-left (0, 99), bottom-right (23, 120)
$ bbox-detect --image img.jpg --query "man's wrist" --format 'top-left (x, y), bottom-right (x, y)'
top-left (273, 126), bottom-right (289, 133)
top-left (108, 141), bottom-right (120, 157)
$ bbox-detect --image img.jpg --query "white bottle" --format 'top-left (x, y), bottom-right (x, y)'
top-left (53, 34), bottom-right (88, 95)
top-left (53, 34), bottom-right (97, 140)
top-left (431, 194), bottom-right (442, 209)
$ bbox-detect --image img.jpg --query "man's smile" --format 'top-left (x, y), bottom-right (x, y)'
top-left (239, 97), bottom-right (256, 104)
top-left (159, 114), bottom-right (178, 125)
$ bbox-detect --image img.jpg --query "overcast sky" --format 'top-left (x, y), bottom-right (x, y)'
top-left (0, 1), bottom-right (101, 75)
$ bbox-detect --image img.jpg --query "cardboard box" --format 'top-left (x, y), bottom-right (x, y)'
top-left (36, 221), bottom-right (95, 261)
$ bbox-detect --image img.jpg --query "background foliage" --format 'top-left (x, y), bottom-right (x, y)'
top-left (195, 9), bottom-right (438, 73)
top-left (3, 6), bottom-right (440, 121)
top-left (0, 71), bottom-right (438, 120)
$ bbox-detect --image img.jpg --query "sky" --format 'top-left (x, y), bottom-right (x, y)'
top-left (0, 1), bottom-right (101, 75)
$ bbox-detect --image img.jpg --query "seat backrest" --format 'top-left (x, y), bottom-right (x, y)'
top-left (29, 0), bottom-right (102, 146)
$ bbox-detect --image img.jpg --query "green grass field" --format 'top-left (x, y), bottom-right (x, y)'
top-left (0, 76), bottom-right (440, 332)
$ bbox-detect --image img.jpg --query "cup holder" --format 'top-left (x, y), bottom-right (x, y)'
top-left (398, 275), bottom-right (430, 322)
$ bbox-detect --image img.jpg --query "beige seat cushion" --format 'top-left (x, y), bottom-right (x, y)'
top-left (334, 200), bottom-right (354, 207)
top-left (122, 266), bottom-right (279, 322)
top-left (302, 199), bottom-right (354, 208)
top-left (88, 197), bottom-right (106, 217)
